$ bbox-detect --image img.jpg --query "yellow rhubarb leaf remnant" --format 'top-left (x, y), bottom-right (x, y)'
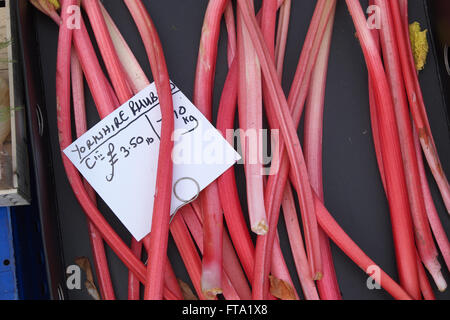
top-left (409, 22), bottom-right (429, 71)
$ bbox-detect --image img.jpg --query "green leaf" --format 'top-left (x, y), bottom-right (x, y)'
top-left (0, 39), bottom-right (12, 50)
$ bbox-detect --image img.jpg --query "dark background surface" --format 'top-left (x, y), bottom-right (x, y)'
top-left (20, 0), bottom-right (450, 300)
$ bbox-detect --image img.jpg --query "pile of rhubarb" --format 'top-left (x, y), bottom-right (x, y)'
top-left (31, 0), bottom-right (449, 300)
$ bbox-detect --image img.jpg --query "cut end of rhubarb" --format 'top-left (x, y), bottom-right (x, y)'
top-left (202, 288), bottom-right (223, 300)
top-left (252, 220), bottom-right (269, 235)
top-left (431, 271), bottom-right (447, 292)
top-left (201, 268), bottom-right (223, 300)
top-left (313, 271), bottom-right (323, 281)
top-left (424, 257), bottom-right (448, 292)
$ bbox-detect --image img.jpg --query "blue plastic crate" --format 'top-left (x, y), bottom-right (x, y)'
top-left (10, 205), bottom-right (50, 300)
top-left (0, 207), bottom-right (17, 300)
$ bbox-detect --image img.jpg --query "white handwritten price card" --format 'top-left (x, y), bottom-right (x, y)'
top-left (64, 82), bottom-right (241, 241)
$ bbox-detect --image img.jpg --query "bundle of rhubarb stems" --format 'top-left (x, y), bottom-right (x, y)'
top-left (31, 0), bottom-right (449, 300)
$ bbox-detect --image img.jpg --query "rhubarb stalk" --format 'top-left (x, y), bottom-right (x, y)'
top-left (255, 0), bottom-right (337, 299)
top-left (71, 50), bottom-right (115, 300)
top-left (237, 2), bottom-right (268, 235)
top-left (181, 205), bottom-right (251, 300)
top-left (236, 0), bottom-right (412, 300)
top-left (375, 0), bottom-right (446, 292)
top-left (413, 127), bottom-right (450, 273)
top-left (274, 0), bottom-right (291, 78)
top-left (303, 4), bottom-right (341, 300)
top-left (260, 2), bottom-right (338, 297)
top-left (389, 0), bottom-right (450, 214)
top-left (194, 0), bottom-right (229, 298)
top-left (124, 0), bottom-right (175, 300)
top-left (82, 0), bottom-right (133, 103)
top-left (345, 0), bottom-right (420, 299)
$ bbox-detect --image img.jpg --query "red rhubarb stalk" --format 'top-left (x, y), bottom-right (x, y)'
top-left (217, 65), bottom-right (255, 281)
top-left (281, 183), bottom-right (319, 300)
top-left (128, 239), bottom-right (142, 300)
top-left (224, 4), bottom-right (298, 295)
top-left (71, 50), bottom-right (116, 300)
top-left (413, 127), bottom-right (450, 273)
top-left (216, 59), bottom-right (296, 297)
top-left (194, 0), bottom-right (229, 298)
top-left (255, 0), bottom-right (305, 300)
top-left (417, 253), bottom-right (436, 300)
top-left (82, 0), bottom-right (133, 103)
top-left (219, 3), bottom-right (295, 292)
top-left (236, 0), bottom-right (412, 300)
top-left (224, 1), bottom-right (236, 68)
top-left (181, 205), bottom-right (251, 300)
top-left (187, 204), bottom-right (251, 300)
top-left (256, 0), bottom-right (337, 299)
top-left (261, 2), bottom-right (338, 297)
top-left (315, 200), bottom-right (412, 300)
top-left (389, 0), bottom-right (450, 214)
top-left (73, 18), bottom-right (117, 118)
top-left (399, 3), bottom-right (450, 272)
top-left (56, 0), bottom-right (180, 298)
top-left (40, 0), bottom-right (181, 299)
top-left (100, 4), bottom-right (226, 299)
top-left (376, 0), bottom-right (446, 291)
top-left (253, 0), bottom-right (328, 298)
top-left (38, 1), bottom-right (182, 300)
top-left (99, 2), bottom-right (149, 92)
top-left (345, 0), bottom-right (420, 299)
top-left (274, 0), bottom-right (291, 79)
top-left (124, 0), bottom-right (175, 300)
top-left (237, 3), bottom-right (268, 235)
top-left (367, 21), bottom-right (386, 190)
top-left (170, 211), bottom-right (206, 300)
top-left (270, 2), bottom-right (306, 299)
top-left (199, 182), bottom-right (224, 299)
top-left (303, 5), bottom-right (341, 300)
top-left (287, 0), bottom-right (335, 124)
top-left (84, 1), bottom-right (157, 300)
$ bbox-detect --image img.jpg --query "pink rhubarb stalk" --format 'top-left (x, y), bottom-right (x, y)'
top-left (124, 0), bottom-right (175, 300)
top-left (236, 0), bottom-right (412, 300)
top-left (345, 0), bottom-right (420, 299)
top-left (274, 0), bottom-right (291, 78)
top-left (255, 0), bottom-right (337, 299)
top-left (56, 0), bottom-right (181, 299)
top-left (99, 2), bottom-right (149, 92)
top-left (260, 3), bottom-right (338, 298)
top-left (400, 0), bottom-right (450, 274)
top-left (170, 212), bottom-right (206, 300)
top-left (237, 3), bottom-right (268, 235)
top-left (303, 5), bottom-right (341, 300)
top-left (413, 127), bottom-right (450, 273)
top-left (389, 0), bottom-right (450, 214)
top-left (100, 4), bottom-right (235, 298)
top-left (39, 0), bottom-right (181, 299)
top-left (217, 60), bottom-right (297, 298)
top-left (82, 0), bottom-right (133, 103)
top-left (224, 1), bottom-right (237, 68)
top-left (376, 0), bottom-right (446, 292)
top-left (128, 239), bottom-right (142, 300)
top-left (281, 183), bottom-right (319, 300)
top-left (194, 0), bottom-right (229, 298)
top-left (181, 205), bottom-right (251, 300)
top-left (71, 50), bottom-right (115, 300)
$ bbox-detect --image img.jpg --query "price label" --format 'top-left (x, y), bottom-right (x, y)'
top-left (64, 82), bottom-right (240, 241)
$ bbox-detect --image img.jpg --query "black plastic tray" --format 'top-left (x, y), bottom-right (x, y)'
top-left (17, 0), bottom-right (450, 300)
